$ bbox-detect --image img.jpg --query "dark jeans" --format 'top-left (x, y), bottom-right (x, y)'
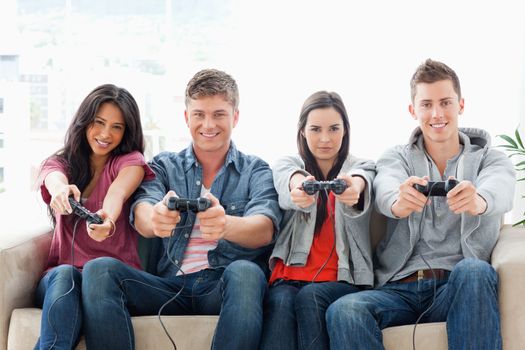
top-left (260, 279), bottom-right (359, 350)
top-left (34, 264), bottom-right (83, 350)
top-left (326, 258), bottom-right (501, 350)
top-left (82, 257), bottom-right (267, 350)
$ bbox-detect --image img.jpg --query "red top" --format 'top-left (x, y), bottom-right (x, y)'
top-left (39, 151), bottom-right (155, 272)
top-left (270, 192), bottom-right (338, 284)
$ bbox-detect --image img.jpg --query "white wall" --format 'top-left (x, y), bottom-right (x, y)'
top-left (2, 0), bottom-right (525, 223)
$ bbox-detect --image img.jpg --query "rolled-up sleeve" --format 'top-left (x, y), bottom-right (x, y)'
top-left (244, 159), bottom-right (282, 235)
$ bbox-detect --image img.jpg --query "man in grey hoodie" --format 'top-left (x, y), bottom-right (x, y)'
top-left (326, 59), bottom-right (515, 350)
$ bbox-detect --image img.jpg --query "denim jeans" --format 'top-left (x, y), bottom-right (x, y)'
top-left (82, 257), bottom-right (267, 350)
top-left (34, 265), bottom-right (83, 350)
top-left (326, 258), bottom-right (501, 350)
top-left (260, 280), bottom-right (359, 350)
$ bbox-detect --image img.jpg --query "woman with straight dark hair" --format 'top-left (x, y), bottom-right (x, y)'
top-left (34, 84), bottom-right (154, 349)
top-left (260, 91), bottom-right (375, 350)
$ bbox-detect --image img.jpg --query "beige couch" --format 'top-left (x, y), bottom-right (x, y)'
top-left (2, 219), bottom-right (525, 349)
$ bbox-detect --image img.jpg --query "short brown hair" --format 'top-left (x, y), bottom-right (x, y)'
top-left (410, 59), bottom-right (461, 102)
top-left (185, 69), bottom-right (239, 109)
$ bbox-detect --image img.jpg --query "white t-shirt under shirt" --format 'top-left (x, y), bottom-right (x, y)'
top-left (178, 187), bottom-right (219, 275)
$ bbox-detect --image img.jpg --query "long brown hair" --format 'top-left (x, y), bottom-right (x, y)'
top-left (41, 84), bottom-right (144, 225)
top-left (296, 91), bottom-right (350, 233)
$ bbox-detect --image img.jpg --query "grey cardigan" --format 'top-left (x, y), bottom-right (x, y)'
top-left (373, 127), bottom-right (516, 286)
top-left (270, 154), bottom-right (376, 287)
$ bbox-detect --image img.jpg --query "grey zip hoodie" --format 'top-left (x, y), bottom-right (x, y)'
top-left (270, 154), bottom-right (376, 287)
top-left (373, 127), bottom-right (516, 287)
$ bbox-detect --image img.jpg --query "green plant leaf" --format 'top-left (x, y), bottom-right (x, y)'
top-left (497, 145), bottom-right (518, 151)
top-left (497, 134), bottom-right (518, 148)
top-left (518, 177), bottom-right (525, 182)
top-left (509, 152), bottom-right (525, 158)
top-left (496, 145), bottom-right (519, 152)
top-left (515, 127), bottom-right (524, 149)
top-left (512, 218), bottom-right (525, 226)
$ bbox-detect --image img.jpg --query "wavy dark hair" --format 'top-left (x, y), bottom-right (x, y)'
top-left (41, 84), bottom-right (145, 224)
top-left (296, 91), bottom-right (350, 233)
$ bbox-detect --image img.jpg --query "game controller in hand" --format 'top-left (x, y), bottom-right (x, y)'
top-left (301, 179), bottom-right (348, 195)
top-left (68, 197), bottom-right (104, 224)
top-left (166, 197), bottom-right (212, 212)
top-left (414, 179), bottom-right (459, 197)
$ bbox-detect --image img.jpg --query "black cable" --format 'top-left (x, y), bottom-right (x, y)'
top-left (412, 183), bottom-right (439, 350)
top-left (155, 221), bottom-right (195, 350)
top-left (46, 216), bottom-right (81, 349)
top-left (311, 189), bottom-right (337, 283)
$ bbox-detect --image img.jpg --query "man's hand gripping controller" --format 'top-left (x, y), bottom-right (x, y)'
top-left (413, 179), bottom-right (459, 196)
top-left (166, 197), bottom-right (212, 212)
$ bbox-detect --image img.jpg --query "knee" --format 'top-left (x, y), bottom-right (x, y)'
top-left (295, 284), bottom-right (321, 308)
top-left (223, 260), bottom-right (266, 287)
top-left (222, 260), bottom-right (267, 302)
top-left (82, 257), bottom-right (123, 294)
top-left (266, 285), bottom-right (296, 311)
top-left (326, 296), bottom-right (366, 326)
top-left (84, 257), bottom-right (121, 276)
top-left (451, 258), bottom-right (497, 287)
top-left (44, 265), bottom-right (82, 296)
top-left (49, 264), bottom-right (81, 283)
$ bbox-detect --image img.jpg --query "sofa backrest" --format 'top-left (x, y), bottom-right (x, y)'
top-left (369, 207), bottom-right (388, 251)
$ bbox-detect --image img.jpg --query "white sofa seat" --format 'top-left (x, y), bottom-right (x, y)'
top-left (2, 224), bottom-right (524, 350)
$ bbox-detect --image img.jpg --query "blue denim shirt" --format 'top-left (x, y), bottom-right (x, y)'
top-left (130, 142), bottom-right (282, 277)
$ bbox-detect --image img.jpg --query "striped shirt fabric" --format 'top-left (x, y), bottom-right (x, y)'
top-left (178, 187), bottom-right (218, 275)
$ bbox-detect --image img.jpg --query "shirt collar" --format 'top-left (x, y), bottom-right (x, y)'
top-left (182, 141), bottom-right (240, 173)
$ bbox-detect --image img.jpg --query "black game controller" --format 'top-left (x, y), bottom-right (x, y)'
top-left (301, 179), bottom-right (348, 195)
top-left (68, 197), bottom-right (104, 224)
top-left (414, 179), bottom-right (459, 196)
top-left (166, 197), bottom-right (212, 212)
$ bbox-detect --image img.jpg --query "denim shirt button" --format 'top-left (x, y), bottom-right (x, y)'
top-left (175, 260), bottom-right (179, 265)
top-left (184, 233), bottom-right (189, 238)
top-left (196, 180), bottom-right (201, 186)
top-left (231, 205), bottom-right (236, 210)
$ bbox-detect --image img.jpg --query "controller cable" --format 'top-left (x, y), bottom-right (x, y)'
top-left (412, 182), bottom-right (439, 350)
top-left (154, 220), bottom-right (195, 350)
top-left (146, 198), bottom-right (211, 349)
top-left (311, 188), bottom-right (337, 283)
top-left (45, 199), bottom-right (188, 350)
top-left (46, 216), bottom-right (82, 349)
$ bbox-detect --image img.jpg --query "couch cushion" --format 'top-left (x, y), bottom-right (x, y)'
top-left (8, 308), bottom-right (218, 350)
top-left (0, 231), bottom-right (52, 350)
top-left (9, 308), bottom-right (447, 350)
top-left (383, 322), bottom-right (447, 350)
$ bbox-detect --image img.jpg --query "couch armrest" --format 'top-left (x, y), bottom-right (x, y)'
top-left (491, 224), bottom-right (525, 350)
top-left (0, 229), bottom-right (52, 350)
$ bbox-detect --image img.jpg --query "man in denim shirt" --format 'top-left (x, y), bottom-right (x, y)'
top-left (82, 69), bottom-right (281, 350)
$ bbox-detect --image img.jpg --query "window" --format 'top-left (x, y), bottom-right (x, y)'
top-left (0, 167), bottom-right (4, 194)
top-left (2, 1), bottom-right (524, 211)
top-left (0, 55), bottom-right (16, 62)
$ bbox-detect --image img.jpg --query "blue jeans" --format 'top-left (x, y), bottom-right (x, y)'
top-left (326, 258), bottom-right (501, 350)
top-left (260, 280), bottom-right (359, 350)
top-left (82, 257), bottom-right (267, 350)
top-left (34, 265), bottom-right (83, 350)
